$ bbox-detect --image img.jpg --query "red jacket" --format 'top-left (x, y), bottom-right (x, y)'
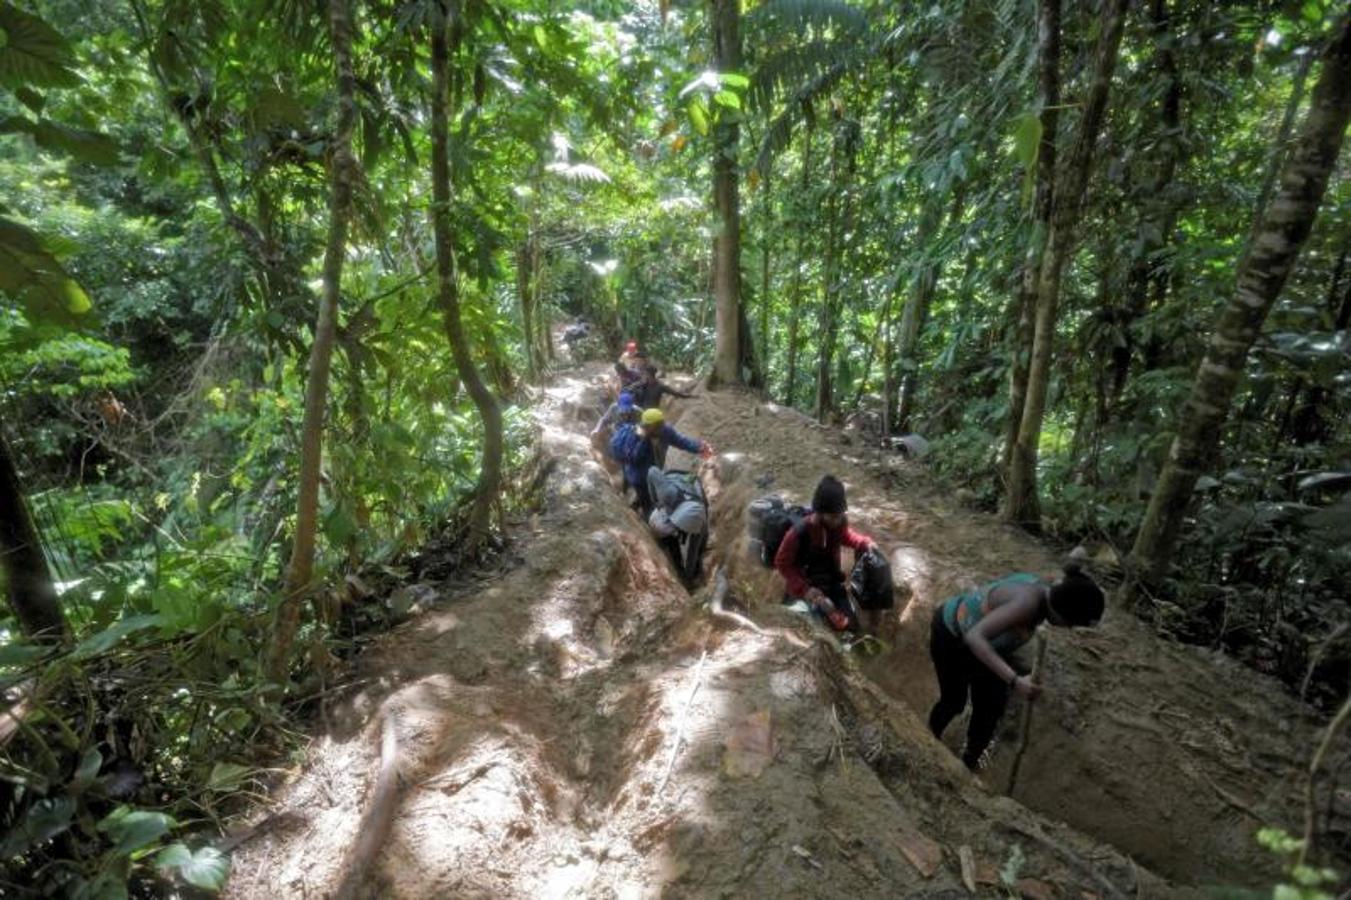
top-left (774, 513), bottom-right (874, 598)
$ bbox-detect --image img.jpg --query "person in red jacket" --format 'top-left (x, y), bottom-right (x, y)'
top-left (774, 475), bottom-right (877, 632)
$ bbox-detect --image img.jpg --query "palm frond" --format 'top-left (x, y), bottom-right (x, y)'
top-left (750, 0), bottom-right (868, 39)
top-left (750, 39), bottom-right (847, 113)
top-left (545, 161), bottom-right (611, 184)
top-left (753, 57), bottom-right (850, 176)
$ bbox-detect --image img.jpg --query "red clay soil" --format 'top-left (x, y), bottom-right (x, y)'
top-left (222, 369), bottom-right (1346, 898)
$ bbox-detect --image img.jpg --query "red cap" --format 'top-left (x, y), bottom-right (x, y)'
top-left (625, 341), bottom-right (638, 352)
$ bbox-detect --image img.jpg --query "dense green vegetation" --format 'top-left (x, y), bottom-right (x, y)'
top-left (0, 0), bottom-right (1346, 894)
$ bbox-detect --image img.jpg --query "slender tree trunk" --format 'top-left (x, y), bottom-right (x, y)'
top-left (1004, 0), bottom-right (1128, 529)
top-left (881, 289), bottom-right (895, 437)
top-left (784, 121), bottom-right (813, 406)
top-left (534, 223), bottom-right (553, 364)
top-left (0, 434), bottom-right (64, 641)
top-left (430, 3), bottom-right (504, 553)
top-left (851, 288), bottom-right (893, 413)
top-left (1127, 15), bottom-right (1351, 590)
top-left (759, 164), bottom-right (772, 377)
top-left (709, 0), bottom-right (744, 388)
top-left (1004, 0), bottom-right (1061, 474)
top-left (517, 239), bottom-right (538, 379)
top-left (1111, 0), bottom-right (1184, 413)
top-left (814, 120), bottom-right (848, 421)
top-left (269, 0), bottom-right (358, 681)
top-left (896, 186), bottom-right (965, 430)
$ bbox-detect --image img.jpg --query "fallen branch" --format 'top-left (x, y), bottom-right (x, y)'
top-left (1297, 692), bottom-right (1351, 869)
top-left (706, 566), bottom-right (810, 648)
top-left (1300, 622), bottom-right (1348, 702)
top-left (707, 567), bottom-right (766, 634)
top-left (657, 649), bottom-right (707, 796)
top-left (1005, 632), bottom-right (1048, 795)
top-left (333, 711), bottom-right (401, 900)
top-left (1003, 818), bottom-right (1130, 900)
top-left (1203, 773), bottom-right (1264, 822)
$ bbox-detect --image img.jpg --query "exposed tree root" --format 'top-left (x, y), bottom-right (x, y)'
top-left (1298, 692), bottom-right (1351, 868)
top-left (333, 711), bottom-right (401, 900)
top-left (706, 565), bottom-right (810, 648)
top-left (1001, 817), bottom-right (1131, 900)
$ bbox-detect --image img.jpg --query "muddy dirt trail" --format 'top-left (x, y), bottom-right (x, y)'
top-left (225, 368), bottom-right (1346, 898)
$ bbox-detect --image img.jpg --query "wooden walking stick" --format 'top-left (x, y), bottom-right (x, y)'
top-left (1005, 632), bottom-right (1048, 795)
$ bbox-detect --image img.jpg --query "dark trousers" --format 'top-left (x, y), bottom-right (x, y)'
top-left (928, 607), bottom-right (1010, 769)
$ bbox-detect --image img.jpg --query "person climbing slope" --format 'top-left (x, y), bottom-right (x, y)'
top-left (610, 408), bottom-right (711, 515)
top-left (928, 562), bottom-right (1105, 771)
top-left (631, 363), bottom-right (696, 410)
top-left (618, 339), bottom-right (642, 371)
top-left (614, 340), bottom-right (646, 392)
top-left (591, 391), bottom-right (640, 470)
top-left (773, 476), bottom-right (881, 633)
top-left (593, 391), bottom-right (639, 439)
top-left (646, 466), bottom-right (708, 584)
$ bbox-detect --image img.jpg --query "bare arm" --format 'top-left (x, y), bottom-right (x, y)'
top-left (963, 584), bottom-right (1044, 693)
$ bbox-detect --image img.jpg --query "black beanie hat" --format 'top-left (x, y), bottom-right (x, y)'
top-left (812, 475), bottom-right (848, 514)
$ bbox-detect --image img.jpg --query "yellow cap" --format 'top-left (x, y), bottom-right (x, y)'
top-left (641, 408), bottom-right (665, 426)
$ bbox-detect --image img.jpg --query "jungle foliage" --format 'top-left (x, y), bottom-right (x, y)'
top-left (0, 0), bottom-right (1347, 894)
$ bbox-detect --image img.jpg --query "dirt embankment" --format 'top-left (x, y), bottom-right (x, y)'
top-left (675, 386), bottom-right (1349, 890)
top-left (225, 369), bottom-right (1344, 898)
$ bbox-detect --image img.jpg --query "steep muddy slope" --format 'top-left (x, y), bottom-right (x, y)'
top-left (223, 367), bottom-right (1343, 898)
top-left (675, 386), bottom-right (1348, 890)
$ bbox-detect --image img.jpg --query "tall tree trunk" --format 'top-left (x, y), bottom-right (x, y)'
top-left (759, 164), bottom-right (772, 377)
top-left (269, 0), bottom-right (358, 681)
top-left (431, 2), bottom-right (504, 553)
top-left (783, 120), bottom-right (813, 406)
top-left (897, 186), bottom-right (965, 430)
top-left (1110, 0), bottom-right (1184, 414)
top-left (0, 434), bottom-right (64, 641)
top-left (1126, 16), bottom-right (1351, 590)
top-left (814, 119), bottom-right (850, 421)
top-left (1004, 0), bottom-right (1128, 529)
top-left (709, 0), bottom-right (744, 388)
top-left (1004, 0), bottom-right (1061, 475)
top-left (517, 239), bottom-right (538, 380)
top-left (881, 289), bottom-right (895, 437)
top-left (429, 1), bottom-right (505, 554)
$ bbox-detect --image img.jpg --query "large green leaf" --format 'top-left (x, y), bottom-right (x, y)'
top-left (0, 216), bottom-right (92, 328)
top-left (0, 641), bottom-right (48, 666)
top-left (0, 796), bottom-right (76, 857)
top-left (156, 843), bottom-right (231, 891)
top-left (0, 2), bottom-right (80, 89)
top-left (0, 115), bottom-right (119, 165)
top-left (72, 614), bottom-right (165, 660)
top-left (97, 807), bottom-right (175, 855)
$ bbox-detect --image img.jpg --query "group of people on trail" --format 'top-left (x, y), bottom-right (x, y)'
top-left (757, 472), bottom-right (1105, 773)
top-left (588, 336), bottom-right (1107, 775)
top-left (590, 340), bottom-right (714, 581)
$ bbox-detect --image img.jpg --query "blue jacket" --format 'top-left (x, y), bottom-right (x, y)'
top-left (623, 425), bottom-right (702, 488)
